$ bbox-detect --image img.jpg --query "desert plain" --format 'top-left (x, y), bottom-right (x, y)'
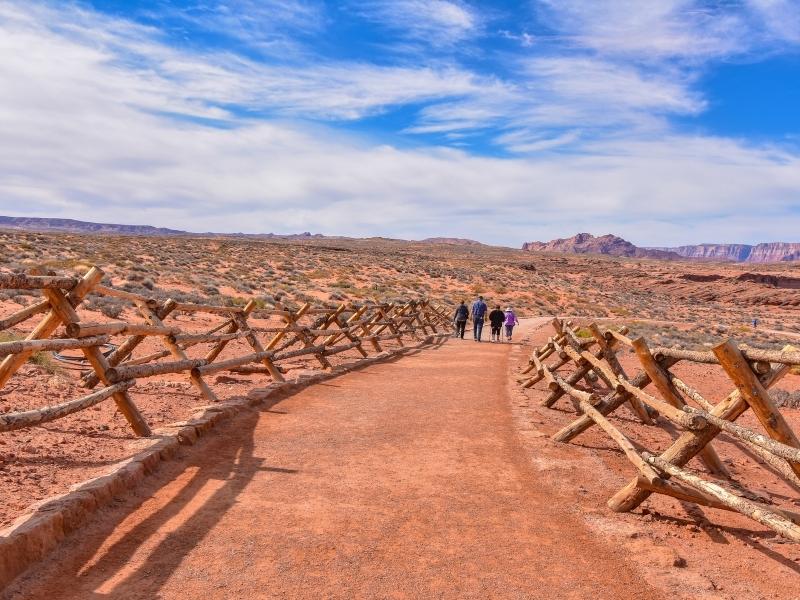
top-left (1, 228), bottom-right (799, 598)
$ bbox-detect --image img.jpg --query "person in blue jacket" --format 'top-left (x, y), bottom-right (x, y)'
top-left (471, 296), bottom-right (488, 342)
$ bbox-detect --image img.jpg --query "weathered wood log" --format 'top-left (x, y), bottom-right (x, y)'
top-left (0, 335), bottom-right (110, 358)
top-left (82, 299), bottom-right (179, 389)
top-left (0, 300), bottom-right (50, 331)
top-left (172, 331), bottom-right (248, 345)
top-left (652, 347), bottom-right (717, 364)
top-left (579, 350), bottom-right (623, 392)
top-left (589, 323), bottom-right (652, 424)
top-left (229, 365), bottom-right (271, 375)
top-left (714, 340), bottom-right (800, 478)
top-left (193, 351), bottom-right (273, 376)
top-left (65, 321), bottom-right (178, 338)
top-left (118, 349), bottom-right (172, 367)
top-left (137, 303), bottom-right (219, 402)
top-left (637, 473), bottom-right (800, 524)
top-left (682, 405), bottom-right (800, 465)
top-left (666, 373), bottom-right (715, 411)
top-left (633, 337), bottom-right (727, 477)
top-left (0, 274), bottom-right (78, 290)
top-left (106, 358), bottom-right (207, 382)
top-left (738, 346), bottom-right (800, 366)
top-left (618, 378), bottom-right (707, 430)
top-left (607, 363), bottom-right (790, 513)
top-left (273, 344), bottom-right (327, 362)
top-left (542, 339), bottom-right (622, 408)
top-left (606, 329), bottom-right (634, 347)
top-left (636, 475), bottom-right (730, 511)
top-left (735, 437), bottom-right (800, 491)
top-left (265, 303), bottom-right (309, 350)
top-left (0, 267), bottom-right (104, 388)
top-left (232, 312), bottom-right (284, 382)
top-left (323, 341), bottom-right (363, 357)
top-left (0, 381), bottom-right (135, 432)
top-left (552, 357), bottom-right (680, 444)
top-left (41, 284), bottom-right (151, 437)
top-left (92, 284), bottom-right (158, 307)
top-left (542, 365), bottom-right (601, 406)
top-left (578, 400), bottom-right (660, 481)
top-left (653, 345), bottom-right (800, 367)
top-left (203, 300), bottom-right (254, 364)
top-left (644, 453), bottom-right (800, 542)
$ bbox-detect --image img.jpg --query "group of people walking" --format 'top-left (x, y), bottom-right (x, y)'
top-left (453, 296), bottom-right (518, 342)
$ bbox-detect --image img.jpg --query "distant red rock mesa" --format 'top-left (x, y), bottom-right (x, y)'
top-left (521, 233), bottom-right (679, 260)
top-left (522, 233), bottom-right (800, 263)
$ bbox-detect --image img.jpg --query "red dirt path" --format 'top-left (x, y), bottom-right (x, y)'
top-left (5, 334), bottom-right (662, 599)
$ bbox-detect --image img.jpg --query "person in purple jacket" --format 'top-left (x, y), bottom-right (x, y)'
top-left (504, 307), bottom-right (519, 342)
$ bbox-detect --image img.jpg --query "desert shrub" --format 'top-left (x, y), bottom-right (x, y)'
top-left (771, 389), bottom-right (800, 409)
top-left (0, 332), bottom-right (59, 372)
top-left (85, 296), bottom-right (126, 319)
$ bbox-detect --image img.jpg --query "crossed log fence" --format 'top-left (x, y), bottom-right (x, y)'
top-left (519, 318), bottom-right (800, 543)
top-left (0, 268), bottom-right (451, 438)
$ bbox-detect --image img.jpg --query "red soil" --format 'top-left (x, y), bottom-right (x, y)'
top-left (5, 332), bottom-right (663, 599)
top-left (0, 301), bottom-right (407, 528)
top-left (4, 320), bottom-right (800, 599)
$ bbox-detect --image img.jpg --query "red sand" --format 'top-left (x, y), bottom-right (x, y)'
top-left (5, 319), bottom-right (800, 599)
top-left (5, 328), bottom-right (661, 599)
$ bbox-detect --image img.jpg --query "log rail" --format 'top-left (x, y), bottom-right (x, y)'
top-left (519, 318), bottom-right (800, 543)
top-left (0, 266), bottom-right (450, 438)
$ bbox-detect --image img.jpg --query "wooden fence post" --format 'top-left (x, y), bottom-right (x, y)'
top-left (714, 339), bottom-right (800, 477)
top-left (42, 287), bottom-right (151, 437)
top-left (632, 337), bottom-right (727, 476)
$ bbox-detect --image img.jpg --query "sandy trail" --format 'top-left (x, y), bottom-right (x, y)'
top-left (6, 331), bottom-right (663, 599)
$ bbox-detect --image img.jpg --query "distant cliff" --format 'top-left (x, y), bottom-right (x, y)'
top-left (663, 243), bottom-right (800, 263)
top-left (420, 237), bottom-right (484, 246)
top-left (522, 233), bottom-right (680, 260)
top-left (0, 216), bottom-right (188, 236)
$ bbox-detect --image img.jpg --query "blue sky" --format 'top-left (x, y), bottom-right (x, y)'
top-left (0, 1), bottom-right (799, 246)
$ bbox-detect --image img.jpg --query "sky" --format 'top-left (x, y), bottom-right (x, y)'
top-left (1, 1), bottom-right (799, 247)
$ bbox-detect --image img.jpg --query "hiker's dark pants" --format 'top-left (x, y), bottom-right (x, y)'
top-left (455, 320), bottom-right (467, 338)
top-left (491, 325), bottom-right (501, 338)
top-left (473, 319), bottom-right (484, 340)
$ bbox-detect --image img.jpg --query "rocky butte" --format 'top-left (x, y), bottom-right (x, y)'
top-left (521, 233), bottom-right (680, 260)
top-left (522, 233), bottom-right (800, 263)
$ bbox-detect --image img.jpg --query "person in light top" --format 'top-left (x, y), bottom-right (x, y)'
top-left (504, 307), bottom-right (519, 342)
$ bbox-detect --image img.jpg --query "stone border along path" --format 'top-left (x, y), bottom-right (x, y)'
top-left (4, 331), bottom-right (664, 599)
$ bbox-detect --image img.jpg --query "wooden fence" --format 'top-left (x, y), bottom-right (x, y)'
top-left (0, 268), bottom-right (451, 437)
top-left (519, 318), bottom-right (800, 542)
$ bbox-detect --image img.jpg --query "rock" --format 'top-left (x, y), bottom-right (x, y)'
top-left (673, 556), bottom-right (687, 568)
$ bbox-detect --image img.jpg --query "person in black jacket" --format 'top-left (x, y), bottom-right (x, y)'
top-left (488, 305), bottom-right (505, 342)
top-left (453, 300), bottom-right (469, 339)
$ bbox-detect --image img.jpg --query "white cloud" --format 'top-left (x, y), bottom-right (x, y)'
top-left (535, 0), bottom-right (749, 61)
top-left (747, 0), bottom-right (800, 44)
top-left (352, 0), bottom-right (479, 45)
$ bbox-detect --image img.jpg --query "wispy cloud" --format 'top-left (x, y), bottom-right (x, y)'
top-left (534, 0), bottom-right (749, 61)
top-left (352, 0), bottom-right (480, 46)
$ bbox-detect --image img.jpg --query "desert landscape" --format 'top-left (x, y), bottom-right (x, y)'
top-left (0, 226), bottom-right (799, 598)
